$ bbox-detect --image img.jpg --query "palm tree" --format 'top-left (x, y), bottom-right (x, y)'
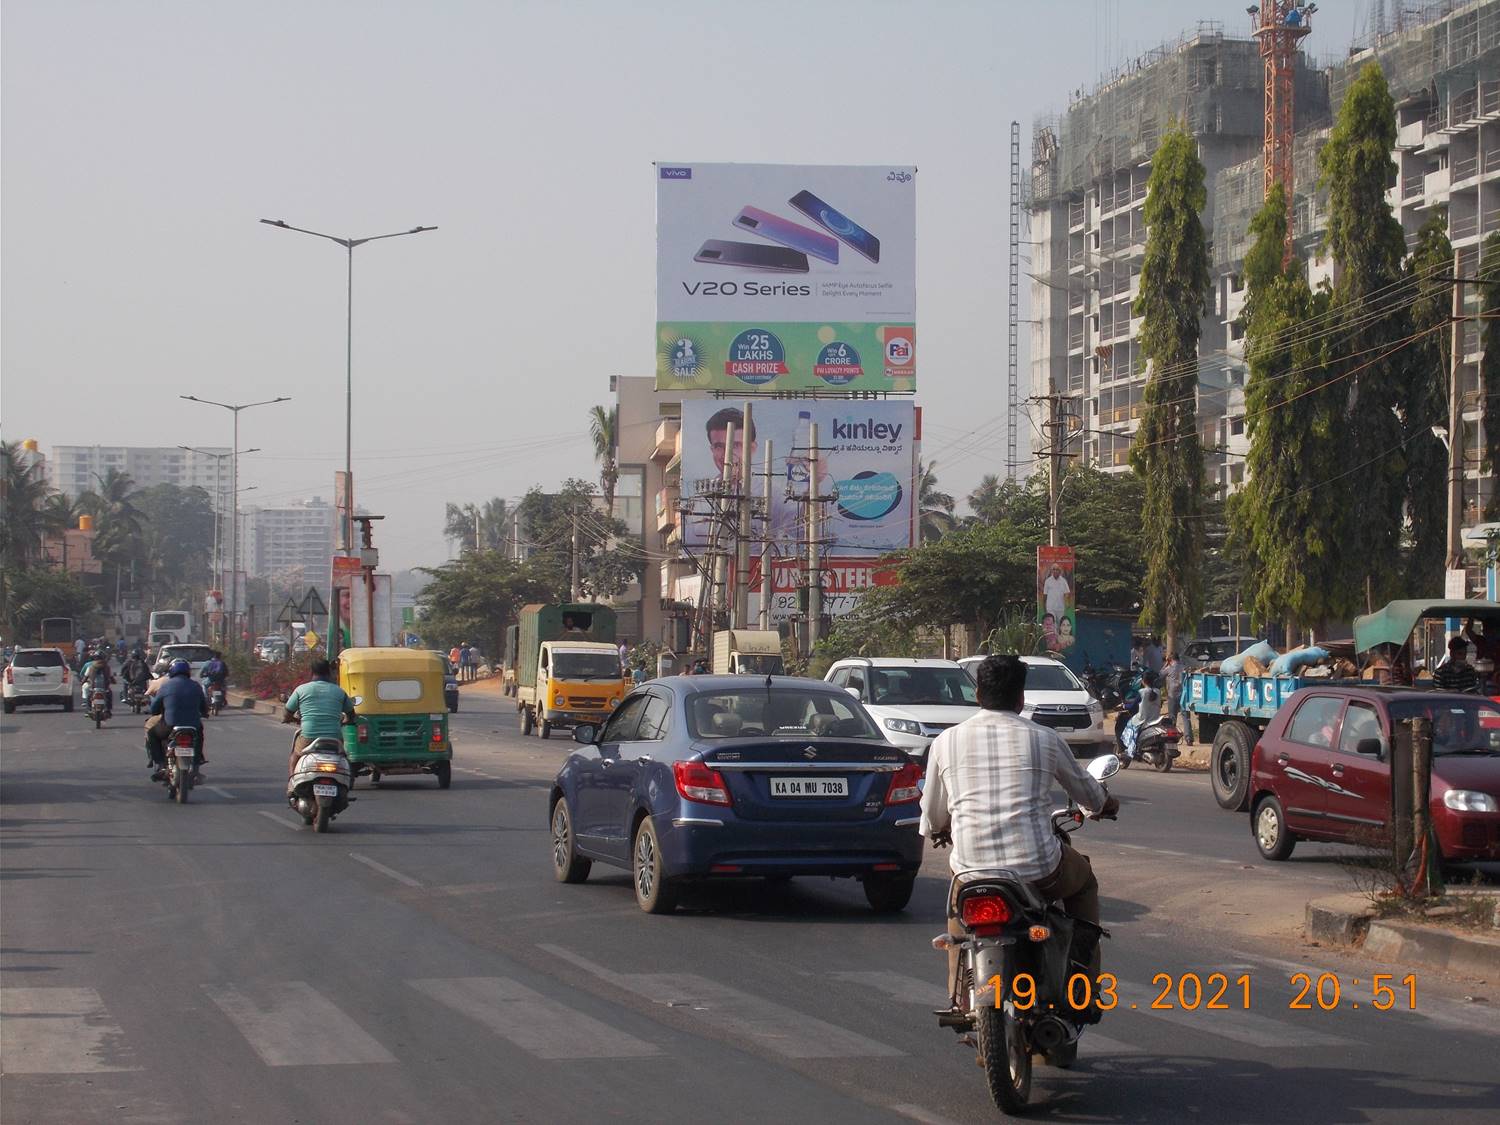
top-left (39, 493), bottom-right (83, 538)
top-left (444, 497), bottom-right (512, 553)
top-left (917, 458), bottom-right (956, 543)
top-left (589, 404), bottom-right (619, 517)
top-left (1, 441), bottom-right (51, 569)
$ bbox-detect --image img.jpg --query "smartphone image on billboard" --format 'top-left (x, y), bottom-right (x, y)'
top-left (732, 206), bottom-right (839, 265)
top-left (693, 239), bottom-right (810, 273)
top-left (789, 190), bottom-right (881, 264)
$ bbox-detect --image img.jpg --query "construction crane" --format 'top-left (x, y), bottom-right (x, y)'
top-left (1249, 2), bottom-right (1314, 263)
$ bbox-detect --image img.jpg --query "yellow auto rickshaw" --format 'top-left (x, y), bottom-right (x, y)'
top-left (338, 648), bottom-right (453, 788)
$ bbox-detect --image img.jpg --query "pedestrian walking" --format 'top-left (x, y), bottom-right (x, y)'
top-left (459, 643), bottom-right (473, 682)
top-left (1163, 652), bottom-right (1192, 744)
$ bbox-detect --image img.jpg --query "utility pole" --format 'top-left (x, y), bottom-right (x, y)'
top-left (570, 509), bottom-right (581, 600)
top-left (807, 422), bottom-right (823, 649)
top-left (758, 439), bottom-right (774, 631)
top-left (1447, 249), bottom-right (1467, 582)
top-left (733, 402), bottom-right (753, 630)
top-left (1034, 393), bottom-right (1078, 546)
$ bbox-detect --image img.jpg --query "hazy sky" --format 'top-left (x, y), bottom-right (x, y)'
top-left (3, 0), bottom-right (1381, 570)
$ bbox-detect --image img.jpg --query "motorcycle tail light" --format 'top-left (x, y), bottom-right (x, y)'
top-left (1028, 925), bottom-right (1051, 942)
top-left (960, 894), bottom-right (1013, 932)
top-left (357, 723), bottom-right (369, 744)
top-left (315, 761), bottom-right (339, 773)
top-left (172, 732), bottom-right (195, 748)
top-left (673, 759), bottom-right (731, 806)
top-left (1164, 728), bottom-right (1180, 739)
top-left (885, 761), bottom-right (923, 805)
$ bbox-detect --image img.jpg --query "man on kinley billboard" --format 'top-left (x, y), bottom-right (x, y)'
top-left (1037, 546), bottom-right (1076, 653)
top-left (679, 400), bottom-right (916, 554)
top-left (656, 162), bottom-right (916, 393)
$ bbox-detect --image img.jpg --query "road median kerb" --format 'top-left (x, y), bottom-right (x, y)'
top-left (1306, 893), bottom-right (1500, 977)
top-left (228, 690), bottom-right (283, 717)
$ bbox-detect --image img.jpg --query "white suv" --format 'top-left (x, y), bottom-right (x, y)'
top-left (958, 654), bottom-right (1107, 756)
top-left (4, 648), bottom-right (73, 713)
top-left (825, 657), bottom-right (979, 762)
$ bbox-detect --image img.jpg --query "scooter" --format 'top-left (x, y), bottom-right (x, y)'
top-left (287, 737), bottom-right (354, 833)
top-left (1117, 712), bottom-right (1181, 772)
top-left (934, 754), bottom-right (1119, 1115)
top-left (162, 726), bottom-right (199, 803)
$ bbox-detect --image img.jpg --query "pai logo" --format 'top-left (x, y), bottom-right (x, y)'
top-left (882, 326), bottom-right (916, 377)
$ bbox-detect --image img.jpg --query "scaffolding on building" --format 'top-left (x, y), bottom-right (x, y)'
top-left (1331, 0), bottom-right (1500, 112)
top-left (1212, 129), bottom-right (1331, 270)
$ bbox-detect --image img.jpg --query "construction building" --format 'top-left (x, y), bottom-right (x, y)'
top-left (1030, 1), bottom-right (1500, 516)
top-left (242, 497), bottom-right (337, 585)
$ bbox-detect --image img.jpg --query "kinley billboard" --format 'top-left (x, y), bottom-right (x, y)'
top-left (656, 162), bottom-right (916, 393)
top-left (679, 399), bottom-right (917, 555)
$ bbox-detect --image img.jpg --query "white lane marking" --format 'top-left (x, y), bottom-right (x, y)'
top-left (255, 810), bottom-right (301, 831)
top-left (1114, 980), bottom-right (1349, 1048)
top-left (832, 970), bottom-right (946, 1007)
top-left (0, 987), bottom-right (138, 1073)
top-left (205, 981), bottom-right (395, 1067)
top-left (347, 852), bottom-right (422, 888)
top-left (541, 945), bottom-right (901, 1059)
top-left (410, 977), bottom-right (659, 1059)
top-left (204, 786), bottom-right (236, 800)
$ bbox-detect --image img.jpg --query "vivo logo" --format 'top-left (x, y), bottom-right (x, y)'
top-left (659, 167), bottom-right (692, 179)
top-left (832, 418), bottom-right (904, 442)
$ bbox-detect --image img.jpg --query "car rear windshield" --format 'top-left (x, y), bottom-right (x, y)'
top-left (688, 688), bottom-right (883, 740)
top-left (166, 646), bottom-right (214, 663)
top-left (12, 650), bottom-right (64, 668)
top-left (552, 652), bottom-right (621, 680)
top-left (1388, 699), bottom-right (1500, 755)
top-left (1024, 663), bottom-right (1083, 691)
top-left (868, 667), bottom-right (976, 706)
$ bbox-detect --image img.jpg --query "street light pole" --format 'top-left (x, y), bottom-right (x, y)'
top-left (181, 397), bottom-right (289, 640)
top-left (258, 218), bottom-right (437, 553)
top-left (181, 445), bottom-right (259, 644)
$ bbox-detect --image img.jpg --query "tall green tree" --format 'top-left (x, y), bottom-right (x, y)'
top-left (1131, 124), bottom-right (1209, 652)
top-left (1321, 61), bottom-right (1410, 610)
top-left (1231, 185), bottom-right (1344, 635)
top-left (517, 479), bottom-right (640, 599)
top-left (131, 484), bottom-right (216, 602)
top-left (588, 405), bottom-right (620, 516)
top-left (444, 497), bottom-right (511, 553)
top-left (915, 459), bottom-right (956, 543)
top-left (1480, 232), bottom-right (1500, 519)
top-left (416, 551), bottom-right (561, 655)
top-left (1403, 211), bottom-right (1454, 592)
top-left (1, 441), bottom-right (51, 571)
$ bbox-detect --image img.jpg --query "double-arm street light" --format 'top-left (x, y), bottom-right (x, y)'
top-left (258, 218), bottom-right (437, 552)
top-left (180, 445), bottom-right (259, 636)
top-left (180, 396), bottom-right (290, 630)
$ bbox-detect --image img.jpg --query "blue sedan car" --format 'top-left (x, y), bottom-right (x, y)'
top-left (548, 675), bottom-right (926, 914)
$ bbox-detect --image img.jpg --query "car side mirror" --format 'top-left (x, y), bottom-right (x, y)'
top-left (573, 723), bottom-right (599, 745)
top-left (1355, 737), bottom-right (1384, 758)
top-left (845, 687), bottom-right (861, 700)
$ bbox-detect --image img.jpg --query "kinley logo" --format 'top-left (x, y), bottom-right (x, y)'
top-left (659, 166), bottom-right (692, 179)
top-left (831, 417), bottom-right (903, 442)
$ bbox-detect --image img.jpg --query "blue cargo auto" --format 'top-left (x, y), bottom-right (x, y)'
top-left (548, 675), bottom-right (926, 914)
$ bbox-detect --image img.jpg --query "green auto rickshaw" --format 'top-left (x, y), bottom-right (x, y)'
top-left (338, 647), bottom-right (453, 788)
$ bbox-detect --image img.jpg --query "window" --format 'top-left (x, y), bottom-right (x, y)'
top-left (1286, 696), bottom-right (1345, 748)
top-left (846, 670), bottom-right (866, 696)
top-left (1337, 703), bottom-right (1383, 756)
top-left (600, 695), bottom-right (649, 743)
top-left (1231, 418), bottom-right (1244, 436)
top-left (636, 694), bottom-right (672, 741)
top-left (686, 688), bottom-right (882, 740)
top-left (12, 650), bottom-right (64, 668)
top-left (375, 678), bottom-right (423, 702)
top-left (868, 667), bottom-right (976, 706)
top-left (827, 668), bottom-right (849, 689)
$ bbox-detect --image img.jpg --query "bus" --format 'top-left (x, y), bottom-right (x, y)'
top-left (39, 617), bottom-right (77, 659)
top-left (148, 610), bottom-right (194, 645)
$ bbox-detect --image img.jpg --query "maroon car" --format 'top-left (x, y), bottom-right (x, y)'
top-left (1249, 687), bottom-right (1500, 865)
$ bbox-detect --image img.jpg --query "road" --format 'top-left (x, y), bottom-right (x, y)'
top-left (3, 685), bottom-right (1498, 1124)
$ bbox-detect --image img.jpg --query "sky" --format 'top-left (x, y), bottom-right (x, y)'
top-left (2, 0), bottom-right (1384, 571)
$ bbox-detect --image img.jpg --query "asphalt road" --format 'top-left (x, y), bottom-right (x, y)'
top-left (4, 685), bottom-right (1498, 1124)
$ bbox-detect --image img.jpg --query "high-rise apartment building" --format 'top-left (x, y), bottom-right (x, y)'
top-left (242, 498), bottom-right (336, 583)
top-left (49, 445), bottom-right (231, 507)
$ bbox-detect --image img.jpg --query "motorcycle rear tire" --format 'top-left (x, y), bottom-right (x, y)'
top-left (314, 796), bottom-right (332, 833)
top-left (976, 1002), bottom-right (1031, 1114)
top-left (175, 768), bottom-right (190, 804)
top-left (95, 715), bottom-right (101, 729)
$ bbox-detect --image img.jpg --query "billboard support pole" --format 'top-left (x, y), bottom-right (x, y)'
top-left (759, 439), bottom-right (774, 631)
top-left (808, 422), bottom-right (822, 649)
top-left (734, 402), bottom-right (753, 630)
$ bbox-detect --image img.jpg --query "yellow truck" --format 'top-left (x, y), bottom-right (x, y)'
top-left (513, 603), bottom-right (628, 739)
top-left (711, 629), bottom-right (786, 675)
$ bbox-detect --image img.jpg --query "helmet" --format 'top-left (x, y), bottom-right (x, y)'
top-left (169, 659), bottom-right (191, 677)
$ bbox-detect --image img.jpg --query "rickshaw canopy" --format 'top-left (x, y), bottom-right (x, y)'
top-left (1352, 599), bottom-right (1500, 654)
top-left (338, 647), bottom-right (448, 713)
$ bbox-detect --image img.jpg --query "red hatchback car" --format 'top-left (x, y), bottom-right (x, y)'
top-left (1249, 687), bottom-right (1500, 865)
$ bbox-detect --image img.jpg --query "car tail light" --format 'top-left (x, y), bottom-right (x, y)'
top-left (357, 723), bottom-right (369, 744)
top-left (960, 893), bottom-right (1013, 935)
top-left (61, 667), bottom-right (69, 684)
top-left (885, 761), bottom-right (923, 805)
top-left (673, 759), bottom-right (731, 806)
top-left (3, 667), bottom-right (11, 684)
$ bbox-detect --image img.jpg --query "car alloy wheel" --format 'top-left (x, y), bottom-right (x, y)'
top-left (635, 828), bottom-right (656, 900)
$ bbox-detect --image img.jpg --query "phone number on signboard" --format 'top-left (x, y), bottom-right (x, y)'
top-left (768, 593), bottom-right (861, 619)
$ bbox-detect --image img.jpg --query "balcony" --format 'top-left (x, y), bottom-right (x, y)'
top-left (655, 487), bottom-right (678, 532)
top-left (1425, 166), bottom-right (1451, 198)
top-left (651, 417), bottom-right (680, 462)
top-left (1452, 150), bottom-right (1480, 184)
top-left (1451, 209), bottom-right (1481, 242)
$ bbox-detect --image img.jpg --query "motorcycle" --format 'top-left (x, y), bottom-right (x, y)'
top-left (163, 726), bottom-right (199, 803)
top-left (125, 681), bottom-right (149, 715)
top-left (287, 737), bottom-right (354, 833)
top-left (87, 686), bottom-right (111, 729)
top-left (1117, 713), bottom-right (1181, 772)
top-left (206, 683), bottom-right (226, 717)
top-left (1082, 662), bottom-right (1125, 712)
top-left (935, 754), bottom-right (1119, 1114)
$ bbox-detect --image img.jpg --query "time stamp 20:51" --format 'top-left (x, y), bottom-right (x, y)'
top-left (989, 972), bottom-right (1419, 1012)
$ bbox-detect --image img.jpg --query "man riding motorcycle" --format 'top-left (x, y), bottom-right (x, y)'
top-left (80, 647), bottom-right (116, 717)
top-left (281, 659), bottom-right (357, 777)
top-left (920, 654), bottom-right (1119, 1011)
top-left (121, 651), bottom-right (152, 697)
top-left (146, 659), bottom-right (209, 777)
top-left (201, 651), bottom-right (229, 698)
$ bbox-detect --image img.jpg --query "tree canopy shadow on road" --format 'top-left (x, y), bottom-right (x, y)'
top-left (1022, 1052), bottom-right (1499, 1123)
